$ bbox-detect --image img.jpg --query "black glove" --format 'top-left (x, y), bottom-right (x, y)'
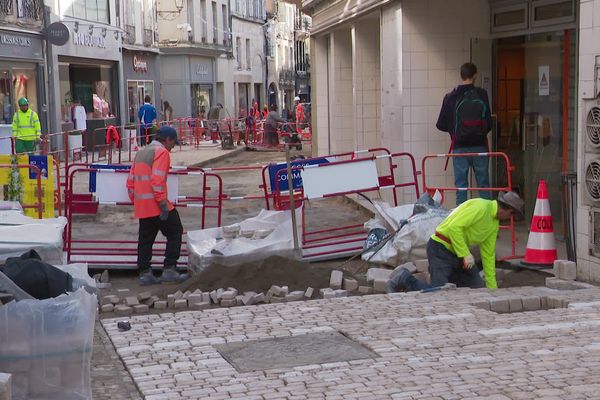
top-left (159, 202), bottom-right (169, 221)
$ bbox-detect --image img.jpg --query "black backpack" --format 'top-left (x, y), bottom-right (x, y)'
top-left (454, 89), bottom-right (489, 143)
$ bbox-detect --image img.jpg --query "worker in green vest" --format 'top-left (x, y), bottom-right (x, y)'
top-left (12, 97), bottom-right (41, 154)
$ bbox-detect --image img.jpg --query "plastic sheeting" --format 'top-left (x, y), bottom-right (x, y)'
top-left (362, 202), bottom-right (450, 266)
top-left (187, 209), bottom-right (300, 274)
top-left (0, 288), bottom-right (97, 400)
top-left (0, 211), bottom-right (67, 265)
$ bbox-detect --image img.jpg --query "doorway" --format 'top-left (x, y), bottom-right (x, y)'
top-left (493, 30), bottom-right (576, 226)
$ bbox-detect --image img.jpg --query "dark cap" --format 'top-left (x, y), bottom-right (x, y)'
top-left (497, 191), bottom-right (525, 220)
top-left (157, 125), bottom-right (179, 144)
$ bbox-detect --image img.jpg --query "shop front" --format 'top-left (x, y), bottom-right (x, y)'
top-left (122, 50), bottom-right (160, 124)
top-left (51, 21), bottom-right (123, 151)
top-left (0, 30), bottom-right (45, 154)
top-left (160, 53), bottom-right (215, 118)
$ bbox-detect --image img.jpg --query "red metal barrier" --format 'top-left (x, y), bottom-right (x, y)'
top-left (64, 164), bottom-right (223, 268)
top-left (421, 151), bottom-right (520, 261)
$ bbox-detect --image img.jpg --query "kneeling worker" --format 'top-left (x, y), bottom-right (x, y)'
top-left (126, 126), bottom-right (189, 285)
top-left (388, 191), bottom-right (524, 292)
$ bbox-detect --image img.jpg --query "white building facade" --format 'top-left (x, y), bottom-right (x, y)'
top-left (216, 0), bottom-right (267, 118)
top-left (303, 0), bottom-right (600, 283)
top-left (157, 0), bottom-right (231, 119)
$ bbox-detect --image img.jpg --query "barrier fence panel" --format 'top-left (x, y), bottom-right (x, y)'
top-left (421, 151), bottom-right (520, 261)
top-left (269, 150), bottom-right (421, 261)
top-left (0, 163), bottom-right (43, 218)
top-left (64, 164), bottom-right (222, 269)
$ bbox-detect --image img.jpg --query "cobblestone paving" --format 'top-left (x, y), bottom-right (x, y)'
top-left (102, 286), bottom-right (600, 399)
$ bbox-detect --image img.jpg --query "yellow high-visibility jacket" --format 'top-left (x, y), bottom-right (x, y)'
top-left (12, 109), bottom-right (41, 141)
top-left (431, 198), bottom-right (499, 289)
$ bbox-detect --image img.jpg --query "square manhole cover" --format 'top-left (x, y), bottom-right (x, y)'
top-left (215, 331), bottom-right (378, 372)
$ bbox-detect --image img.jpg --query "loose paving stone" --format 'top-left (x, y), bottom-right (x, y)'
top-left (489, 298), bottom-right (510, 313)
top-left (137, 291), bottom-right (151, 301)
top-left (508, 297), bottom-right (523, 312)
top-left (269, 296), bottom-right (286, 303)
top-left (415, 259), bottom-right (429, 273)
top-left (100, 270), bottom-right (109, 283)
top-left (252, 292), bottom-right (266, 304)
top-left (201, 292), bottom-right (211, 303)
top-left (116, 288), bottom-right (130, 296)
top-left (333, 289), bottom-right (348, 298)
top-left (153, 300), bottom-right (167, 309)
top-left (242, 292), bottom-right (257, 305)
top-left (343, 278), bottom-right (358, 292)
top-left (329, 270), bottom-right (343, 289)
top-left (114, 305), bottom-right (132, 316)
top-left (189, 302), bottom-right (211, 310)
top-left (125, 296), bottom-right (140, 306)
top-left (167, 294), bottom-right (175, 308)
top-left (220, 299), bottom-right (236, 307)
top-left (367, 267), bottom-right (392, 283)
top-left (358, 285), bottom-right (373, 294)
top-left (522, 296), bottom-right (541, 311)
top-left (285, 291), bottom-right (305, 302)
top-left (133, 304), bottom-right (149, 314)
top-left (235, 295), bottom-right (244, 306)
top-left (305, 287), bottom-right (315, 298)
top-left (555, 260), bottom-right (577, 281)
top-left (174, 299), bottom-right (188, 309)
top-left (372, 279), bottom-right (387, 293)
top-left (220, 290), bottom-right (237, 300)
top-left (270, 285), bottom-right (287, 296)
top-left (143, 296), bottom-right (159, 307)
top-left (101, 304), bottom-right (114, 313)
top-left (209, 290), bottom-right (219, 303)
top-left (188, 294), bottom-right (203, 304)
top-left (173, 290), bottom-right (184, 300)
top-left (102, 295), bottom-right (119, 305)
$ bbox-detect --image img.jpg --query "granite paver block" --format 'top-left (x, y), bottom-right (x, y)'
top-left (522, 296), bottom-right (541, 311)
top-left (174, 299), bottom-right (188, 309)
top-left (114, 305), bottom-right (133, 316)
top-left (137, 291), bottom-right (151, 301)
top-left (242, 292), bottom-right (257, 305)
top-left (209, 290), bottom-right (218, 303)
top-left (358, 286), bottom-right (373, 294)
top-left (329, 270), bottom-right (343, 289)
top-left (373, 279), bottom-right (387, 293)
top-left (116, 288), bottom-right (130, 297)
top-left (133, 304), bottom-right (149, 314)
top-left (508, 297), bottom-right (523, 313)
top-left (167, 294), bottom-right (175, 308)
top-left (101, 304), bottom-right (114, 313)
top-left (489, 298), bottom-right (510, 313)
top-left (555, 260), bottom-right (577, 281)
top-left (143, 296), bottom-right (159, 307)
top-left (173, 290), bottom-right (184, 300)
top-left (333, 289), bottom-right (348, 298)
top-left (102, 295), bottom-right (120, 305)
top-left (220, 290), bottom-right (237, 300)
top-left (252, 293), bottom-right (266, 304)
top-left (343, 278), bottom-right (358, 292)
top-left (285, 291), bottom-right (305, 302)
top-left (304, 287), bottom-right (314, 298)
top-left (221, 299), bottom-right (237, 307)
top-left (189, 302), bottom-right (211, 310)
top-left (153, 300), bottom-right (167, 309)
top-left (125, 296), bottom-right (140, 306)
top-left (367, 268), bottom-right (392, 283)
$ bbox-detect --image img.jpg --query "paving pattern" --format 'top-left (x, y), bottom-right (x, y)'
top-left (103, 285), bottom-right (600, 399)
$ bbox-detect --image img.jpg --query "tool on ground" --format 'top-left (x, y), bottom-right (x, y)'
top-left (117, 321), bottom-right (131, 331)
top-left (522, 179), bottom-right (557, 267)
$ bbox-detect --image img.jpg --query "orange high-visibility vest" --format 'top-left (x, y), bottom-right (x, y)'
top-left (295, 103), bottom-right (305, 125)
top-left (126, 141), bottom-right (174, 219)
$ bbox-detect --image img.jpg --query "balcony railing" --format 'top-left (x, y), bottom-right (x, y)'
top-left (124, 24), bottom-right (136, 45)
top-left (278, 68), bottom-right (295, 87)
top-left (143, 28), bottom-right (153, 46)
top-left (0, 0), bottom-right (43, 27)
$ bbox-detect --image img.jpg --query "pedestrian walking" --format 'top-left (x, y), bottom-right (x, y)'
top-left (138, 95), bottom-right (157, 146)
top-left (436, 62), bottom-right (493, 205)
top-left (12, 97), bottom-right (41, 154)
top-left (163, 101), bottom-right (173, 123)
top-left (126, 126), bottom-right (189, 286)
top-left (294, 96), bottom-right (305, 134)
top-left (264, 104), bottom-right (285, 146)
top-left (387, 192), bottom-right (524, 292)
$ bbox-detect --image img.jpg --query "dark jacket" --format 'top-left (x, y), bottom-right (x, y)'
top-left (436, 84), bottom-right (492, 148)
top-left (265, 111), bottom-right (285, 133)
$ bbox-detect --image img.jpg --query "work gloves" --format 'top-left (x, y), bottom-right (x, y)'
top-left (463, 254), bottom-right (475, 270)
top-left (159, 201), bottom-right (170, 221)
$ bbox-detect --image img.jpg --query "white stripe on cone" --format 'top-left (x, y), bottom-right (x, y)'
top-left (525, 231), bottom-right (556, 251)
top-left (533, 198), bottom-right (552, 216)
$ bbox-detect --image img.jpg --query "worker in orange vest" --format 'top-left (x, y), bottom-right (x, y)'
top-left (294, 96), bottom-right (305, 134)
top-left (126, 126), bottom-right (188, 285)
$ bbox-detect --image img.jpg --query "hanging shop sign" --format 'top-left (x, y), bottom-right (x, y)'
top-left (45, 22), bottom-right (70, 46)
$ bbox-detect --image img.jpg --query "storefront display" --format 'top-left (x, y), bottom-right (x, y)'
top-left (122, 50), bottom-right (160, 123)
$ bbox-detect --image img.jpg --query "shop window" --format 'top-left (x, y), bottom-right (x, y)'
top-left (492, 4), bottom-right (527, 32)
top-left (246, 39), bottom-right (251, 70)
top-left (532, 0), bottom-right (574, 27)
top-left (191, 85), bottom-right (211, 118)
top-left (127, 80), bottom-right (155, 124)
top-left (62, 0), bottom-right (110, 24)
top-left (0, 67), bottom-right (38, 125)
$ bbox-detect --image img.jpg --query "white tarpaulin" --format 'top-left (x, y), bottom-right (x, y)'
top-left (0, 211), bottom-right (67, 265)
top-left (187, 209), bottom-right (300, 273)
top-left (362, 202), bottom-right (450, 266)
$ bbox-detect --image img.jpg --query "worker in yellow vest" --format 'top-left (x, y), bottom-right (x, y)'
top-left (12, 97), bottom-right (41, 154)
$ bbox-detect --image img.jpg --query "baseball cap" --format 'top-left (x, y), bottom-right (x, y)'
top-left (157, 125), bottom-right (179, 144)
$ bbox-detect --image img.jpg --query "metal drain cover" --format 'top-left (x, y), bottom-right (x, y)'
top-left (215, 331), bottom-right (378, 372)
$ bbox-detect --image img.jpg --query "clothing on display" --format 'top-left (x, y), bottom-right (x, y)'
top-left (71, 105), bottom-right (87, 131)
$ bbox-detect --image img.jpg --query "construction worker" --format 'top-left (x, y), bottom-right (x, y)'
top-left (387, 191), bottom-right (524, 292)
top-left (294, 96), bottom-right (305, 134)
top-left (126, 126), bottom-right (188, 286)
top-left (12, 97), bottom-right (41, 154)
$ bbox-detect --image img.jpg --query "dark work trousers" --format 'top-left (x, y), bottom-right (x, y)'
top-left (427, 239), bottom-right (484, 288)
top-left (137, 209), bottom-right (183, 273)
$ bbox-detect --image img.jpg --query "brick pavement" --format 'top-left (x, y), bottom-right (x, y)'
top-left (102, 286), bottom-right (600, 399)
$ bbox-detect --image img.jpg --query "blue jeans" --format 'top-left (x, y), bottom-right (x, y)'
top-left (452, 146), bottom-right (491, 205)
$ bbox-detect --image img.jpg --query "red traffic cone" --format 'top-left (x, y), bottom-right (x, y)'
top-left (522, 180), bottom-right (557, 266)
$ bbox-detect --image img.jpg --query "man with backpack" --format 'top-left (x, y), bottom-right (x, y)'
top-left (436, 62), bottom-right (493, 205)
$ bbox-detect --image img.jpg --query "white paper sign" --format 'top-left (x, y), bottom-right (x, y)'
top-left (300, 159), bottom-right (380, 199)
top-left (95, 170), bottom-right (179, 203)
top-left (538, 65), bottom-right (550, 96)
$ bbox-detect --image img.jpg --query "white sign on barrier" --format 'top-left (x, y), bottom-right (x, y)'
top-left (95, 170), bottom-right (179, 203)
top-left (300, 159), bottom-right (379, 199)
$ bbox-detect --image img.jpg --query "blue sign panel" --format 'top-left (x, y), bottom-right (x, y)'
top-left (28, 155), bottom-right (48, 180)
top-left (268, 157), bottom-right (330, 192)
